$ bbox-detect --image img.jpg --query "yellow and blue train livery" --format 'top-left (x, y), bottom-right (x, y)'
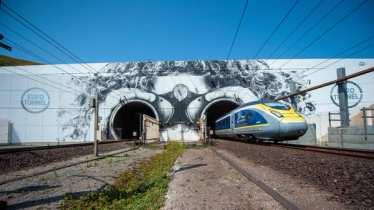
top-left (214, 101), bottom-right (308, 141)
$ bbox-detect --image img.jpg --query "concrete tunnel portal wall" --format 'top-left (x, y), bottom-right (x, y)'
top-left (1, 59), bottom-right (372, 143)
top-left (108, 98), bottom-right (239, 140)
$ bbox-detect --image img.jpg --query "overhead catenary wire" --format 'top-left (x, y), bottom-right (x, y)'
top-left (1, 4), bottom-right (123, 104)
top-left (253, 0), bottom-right (299, 59)
top-left (1, 2), bottom-right (98, 74)
top-left (267, 0), bottom-right (324, 66)
top-left (2, 40), bottom-right (88, 94)
top-left (2, 38), bottom-right (125, 101)
top-left (1, 66), bottom-right (81, 96)
top-left (226, 0), bottom-right (249, 60)
top-left (262, 34), bottom-right (374, 73)
top-left (301, 34), bottom-right (374, 75)
top-left (0, 3), bottom-right (125, 101)
top-left (0, 64), bottom-right (127, 106)
top-left (0, 21), bottom-right (87, 74)
top-left (278, 0), bottom-right (369, 69)
top-left (306, 41), bottom-right (374, 77)
top-left (270, 0), bottom-right (346, 67)
top-left (4, 38), bottom-right (85, 84)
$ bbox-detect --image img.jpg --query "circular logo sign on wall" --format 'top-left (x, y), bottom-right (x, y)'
top-left (330, 81), bottom-right (363, 108)
top-left (21, 88), bottom-right (50, 113)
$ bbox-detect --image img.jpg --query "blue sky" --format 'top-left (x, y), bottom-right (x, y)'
top-left (1, 0), bottom-right (374, 63)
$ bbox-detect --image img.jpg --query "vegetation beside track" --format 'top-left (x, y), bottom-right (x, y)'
top-left (0, 55), bottom-right (40, 66)
top-left (60, 141), bottom-right (185, 210)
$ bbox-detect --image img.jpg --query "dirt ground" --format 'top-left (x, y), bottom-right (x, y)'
top-left (163, 148), bottom-right (283, 210)
top-left (0, 147), bottom-right (161, 210)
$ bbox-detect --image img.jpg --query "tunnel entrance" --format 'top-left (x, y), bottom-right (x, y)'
top-left (111, 101), bottom-right (157, 140)
top-left (203, 99), bottom-right (239, 129)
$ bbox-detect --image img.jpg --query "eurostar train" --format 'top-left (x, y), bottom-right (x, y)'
top-left (214, 101), bottom-right (307, 141)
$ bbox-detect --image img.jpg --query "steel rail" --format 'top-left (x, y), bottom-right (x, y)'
top-left (273, 143), bottom-right (374, 160)
top-left (0, 146), bottom-right (140, 186)
top-left (0, 140), bottom-right (135, 155)
top-left (214, 138), bottom-right (374, 159)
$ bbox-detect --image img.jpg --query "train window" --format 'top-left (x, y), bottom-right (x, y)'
top-left (235, 109), bottom-right (267, 128)
top-left (264, 102), bottom-right (290, 110)
top-left (215, 116), bottom-right (230, 130)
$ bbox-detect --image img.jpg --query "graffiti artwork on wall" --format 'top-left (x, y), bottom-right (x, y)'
top-left (58, 60), bottom-right (316, 140)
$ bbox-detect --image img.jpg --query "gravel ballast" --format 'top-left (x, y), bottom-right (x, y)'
top-left (214, 139), bottom-right (374, 209)
top-left (0, 141), bottom-right (133, 173)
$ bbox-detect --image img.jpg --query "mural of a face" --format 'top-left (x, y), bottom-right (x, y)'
top-left (59, 60), bottom-right (315, 140)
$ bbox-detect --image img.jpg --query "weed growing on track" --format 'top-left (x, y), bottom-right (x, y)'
top-left (60, 142), bottom-right (185, 210)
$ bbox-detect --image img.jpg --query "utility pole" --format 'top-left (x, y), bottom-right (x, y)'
top-left (289, 80), bottom-right (298, 110)
top-left (337, 67), bottom-right (350, 127)
top-left (0, 34), bottom-right (12, 51)
top-left (91, 92), bottom-right (99, 156)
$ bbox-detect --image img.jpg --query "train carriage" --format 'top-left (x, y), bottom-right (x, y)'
top-left (214, 101), bottom-right (308, 141)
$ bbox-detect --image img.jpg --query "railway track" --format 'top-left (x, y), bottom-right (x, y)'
top-left (271, 142), bottom-right (374, 160)
top-left (0, 146), bottom-right (140, 186)
top-left (0, 140), bottom-right (138, 174)
top-left (0, 140), bottom-right (135, 154)
top-left (213, 138), bottom-right (374, 159)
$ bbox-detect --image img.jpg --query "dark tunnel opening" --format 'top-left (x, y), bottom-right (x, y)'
top-left (205, 100), bottom-right (239, 129)
top-left (112, 102), bottom-right (156, 139)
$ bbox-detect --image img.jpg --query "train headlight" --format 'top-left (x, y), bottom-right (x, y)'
top-left (270, 110), bottom-right (283, 118)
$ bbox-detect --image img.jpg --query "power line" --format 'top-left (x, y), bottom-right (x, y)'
top-left (0, 2), bottom-right (97, 74)
top-left (0, 4), bottom-right (125, 101)
top-left (270, 0), bottom-right (346, 66)
top-left (1, 66), bottom-right (81, 96)
top-left (0, 21), bottom-right (86, 74)
top-left (226, 0), bottom-right (249, 59)
top-left (4, 38), bottom-right (85, 83)
top-left (302, 34), bottom-right (374, 75)
top-left (265, 34), bottom-right (374, 73)
top-left (267, 0), bottom-right (324, 65)
top-left (278, 0), bottom-right (369, 69)
top-left (253, 0), bottom-right (299, 59)
top-left (5, 38), bottom-right (123, 101)
top-left (306, 41), bottom-right (374, 77)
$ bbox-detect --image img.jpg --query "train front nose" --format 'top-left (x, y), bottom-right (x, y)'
top-left (279, 121), bottom-right (308, 140)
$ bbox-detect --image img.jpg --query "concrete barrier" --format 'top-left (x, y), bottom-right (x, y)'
top-left (328, 126), bottom-right (374, 149)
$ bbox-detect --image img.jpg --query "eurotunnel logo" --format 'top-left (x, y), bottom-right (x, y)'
top-left (21, 88), bottom-right (50, 113)
top-left (330, 81), bottom-right (363, 108)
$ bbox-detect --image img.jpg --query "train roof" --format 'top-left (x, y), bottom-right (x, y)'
top-left (214, 98), bottom-right (285, 123)
top-left (214, 99), bottom-right (266, 122)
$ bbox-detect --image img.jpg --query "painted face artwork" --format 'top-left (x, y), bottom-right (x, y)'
top-left (58, 60), bottom-right (315, 140)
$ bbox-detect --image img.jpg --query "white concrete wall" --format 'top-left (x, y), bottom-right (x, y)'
top-left (0, 59), bottom-right (373, 144)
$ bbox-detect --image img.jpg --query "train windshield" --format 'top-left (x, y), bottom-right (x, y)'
top-left (264, 102), bottom-right (290, 110)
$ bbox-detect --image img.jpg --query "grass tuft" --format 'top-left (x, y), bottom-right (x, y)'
top-left (60, 141), bottom-right (185, 210)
